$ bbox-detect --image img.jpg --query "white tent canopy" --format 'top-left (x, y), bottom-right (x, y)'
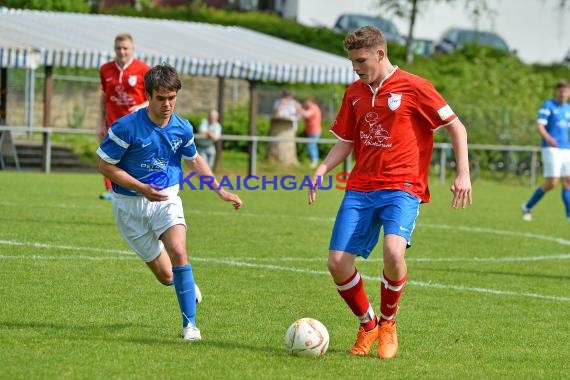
top-left (0, 7), bottom-right (356, 84)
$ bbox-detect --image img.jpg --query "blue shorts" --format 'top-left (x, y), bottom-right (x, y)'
top-left (329, 190), bottom-right (420, 258)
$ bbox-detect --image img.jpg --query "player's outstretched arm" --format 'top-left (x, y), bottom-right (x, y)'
top-left (185, 155), bottom-right (243, 210)
top-left (308, 140), bottom-right (353, 205)
top-left (444, 120), bottom-right (472, 209)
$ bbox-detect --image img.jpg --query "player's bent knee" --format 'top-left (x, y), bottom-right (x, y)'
top-left (157, 273), bottom-right (173, 286)
top-left (327, 254), bottom-right (353, 280)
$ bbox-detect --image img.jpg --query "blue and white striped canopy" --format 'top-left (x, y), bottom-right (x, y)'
top-left (0, 8), bottom-right (357, 84)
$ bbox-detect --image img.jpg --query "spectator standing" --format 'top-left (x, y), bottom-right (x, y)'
top-left (195, 109), bottom-right (222, 169)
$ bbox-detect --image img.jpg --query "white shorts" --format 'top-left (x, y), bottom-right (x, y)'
top-left (541, 147), bottom-right (570, 178)
top-left (112, 186), bottom-right (187, 262)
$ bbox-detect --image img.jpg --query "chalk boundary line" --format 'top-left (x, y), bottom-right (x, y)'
top-left (1, 239), bottom-right (569, 303)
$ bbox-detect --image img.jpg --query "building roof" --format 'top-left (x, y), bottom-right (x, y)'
top-left (0, 8), bottom-right (356, 84)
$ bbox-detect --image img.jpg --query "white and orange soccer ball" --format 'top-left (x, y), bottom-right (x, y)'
top-left (284, 318), bottom-right (329, 357)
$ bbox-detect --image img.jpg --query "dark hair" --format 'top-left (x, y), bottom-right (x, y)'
top-left (144, 63), bottom-right (182, 96)
top-left (344, 26), bottom-right (386, 51)
top-left (556, 79), bottom-right (570, 89)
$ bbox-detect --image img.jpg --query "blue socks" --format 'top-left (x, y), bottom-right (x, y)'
top-left (525, 188), bottom-right (545, 210)
top-left (172, 264), bottom-right (196, 328)
top-left (525, 187), bottom-right (570, 218)
top-left (562, 189), bottom-right (570, 218)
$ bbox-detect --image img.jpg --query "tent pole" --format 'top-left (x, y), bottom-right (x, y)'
top-left (42, 65), bottom-right (53, 173)
top-left (248, 80), bottom-right (258, 176)
top-left (214, 76), bottom-right (225, 171)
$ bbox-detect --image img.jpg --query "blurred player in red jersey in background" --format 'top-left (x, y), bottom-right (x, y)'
top-left (97, 33), bottom-right (150, 200)
top-left (308, 26), bottom-right (472, 359)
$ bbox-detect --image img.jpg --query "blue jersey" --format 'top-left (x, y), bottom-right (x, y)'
top-left (537, 99), bottom-right (570, 149)
top-left (97, 108), bottom-right (198, 196)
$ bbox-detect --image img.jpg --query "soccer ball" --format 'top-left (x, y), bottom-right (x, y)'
top-left (284, 318), bottom-right (329, 357)
top-left (195, 284), bottom-right (202, 304)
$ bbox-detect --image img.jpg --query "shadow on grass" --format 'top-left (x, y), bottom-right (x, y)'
top-left (0, 320), bottom-right (351, 356)
top-left (195, 338), bottom-right (349, 356)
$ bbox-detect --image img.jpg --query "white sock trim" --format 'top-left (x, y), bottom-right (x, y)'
top-left (358, 304), bottom-right (376, 324)
top-left (381, 275), bottom-right (405, 292)
top-left (337, 272), bottom-right (361, 291)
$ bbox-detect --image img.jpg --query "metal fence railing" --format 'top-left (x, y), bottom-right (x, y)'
top-left (0, 125), bottom-right (543, 187)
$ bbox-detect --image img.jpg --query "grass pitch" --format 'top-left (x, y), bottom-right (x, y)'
top-left (0, 170), bottom-right (569, 379)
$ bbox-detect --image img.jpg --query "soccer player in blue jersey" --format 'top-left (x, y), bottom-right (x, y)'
top-left (97, 63), bottom-right (243, 341)
top-left (522, 80), bottom-right (570, 221)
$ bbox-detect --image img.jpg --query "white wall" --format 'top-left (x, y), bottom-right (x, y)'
top-left (293, 0), bottom-right (570, 65)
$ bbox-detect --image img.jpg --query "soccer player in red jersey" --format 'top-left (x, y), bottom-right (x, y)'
top-left (308, 26), bottom-right (472, 359)
top-left (97, 33), bottom-right (150, 200)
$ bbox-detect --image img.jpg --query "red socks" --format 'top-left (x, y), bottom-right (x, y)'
top-left (104, 177), bottom-right (112, 191)
top-left (336, 270), bottom-right (407, 328)
top-left (336, 270), bottom-right (377, 331)
top-left (380, 272), bottom-right (407, 323)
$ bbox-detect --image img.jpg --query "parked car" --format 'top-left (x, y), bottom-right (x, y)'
top-left (409, 38), bottom-right (435, 56)
top-left (333, 13), bottom-right (406, 45)
top-left (434, 27), bottom-right (511, 54)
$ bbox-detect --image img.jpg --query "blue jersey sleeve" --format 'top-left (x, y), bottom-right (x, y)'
top-left (537, 100), bottom-right (550, 126)
top-left (180, 119), bottom-right (198, 160)
top-left (96, 120), bottom-right (132, 164)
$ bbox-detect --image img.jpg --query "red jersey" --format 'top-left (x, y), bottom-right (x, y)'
top-left (330, 67), bottom-right (457, 203)
top-left (99, 58), bottom-right (150, 128)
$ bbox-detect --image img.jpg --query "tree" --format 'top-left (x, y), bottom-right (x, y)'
top-left (374, 0), bottom-right (497, 64)
top-left (375, 0), bottom-right (569, 64)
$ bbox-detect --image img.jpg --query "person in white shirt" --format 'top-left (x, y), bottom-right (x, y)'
top-left (273, 90), bottom-right (301, 130)
top-left (195, 109), bottom-right (222, 169)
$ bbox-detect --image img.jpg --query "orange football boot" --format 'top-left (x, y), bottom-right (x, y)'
top-left (377, 320), bottom-right (398, 359)
top-left (351, 324), bottom-right (378, 355)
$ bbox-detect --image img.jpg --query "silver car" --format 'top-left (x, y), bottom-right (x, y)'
top-left (333, 13), bottom-right (406, 45)
top-left (434, 27), bottom-right (511, 54)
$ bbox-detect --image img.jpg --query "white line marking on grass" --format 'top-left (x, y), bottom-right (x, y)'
top-left (420, 223), bottom-right (570, 246)
top-left (1, 239), bottom-right (569, 264)
top-left (194, 257), bottom-right (570, 303)
top-left (1, 240), bottom-right (569, 302)
top-left (408, 254), bottom-right (570, 262)
top-left (211, 254), bottom-right (570, 263)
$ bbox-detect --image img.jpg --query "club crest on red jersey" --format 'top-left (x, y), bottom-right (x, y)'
top-left (128, 75), bottom-right (138, 87)
top-left (388, 93), bottom-right (402, 111)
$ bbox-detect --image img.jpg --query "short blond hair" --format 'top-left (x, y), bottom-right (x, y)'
top-left (114, 33), bottom-right (134, 44)
top-left (343, 26), bottom-right (386, 51)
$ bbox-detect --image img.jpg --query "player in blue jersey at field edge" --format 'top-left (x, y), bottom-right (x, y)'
top-left (521, 80), bottom-right (570, 221)
top-left (97, 63), bottom-right (243, 341)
